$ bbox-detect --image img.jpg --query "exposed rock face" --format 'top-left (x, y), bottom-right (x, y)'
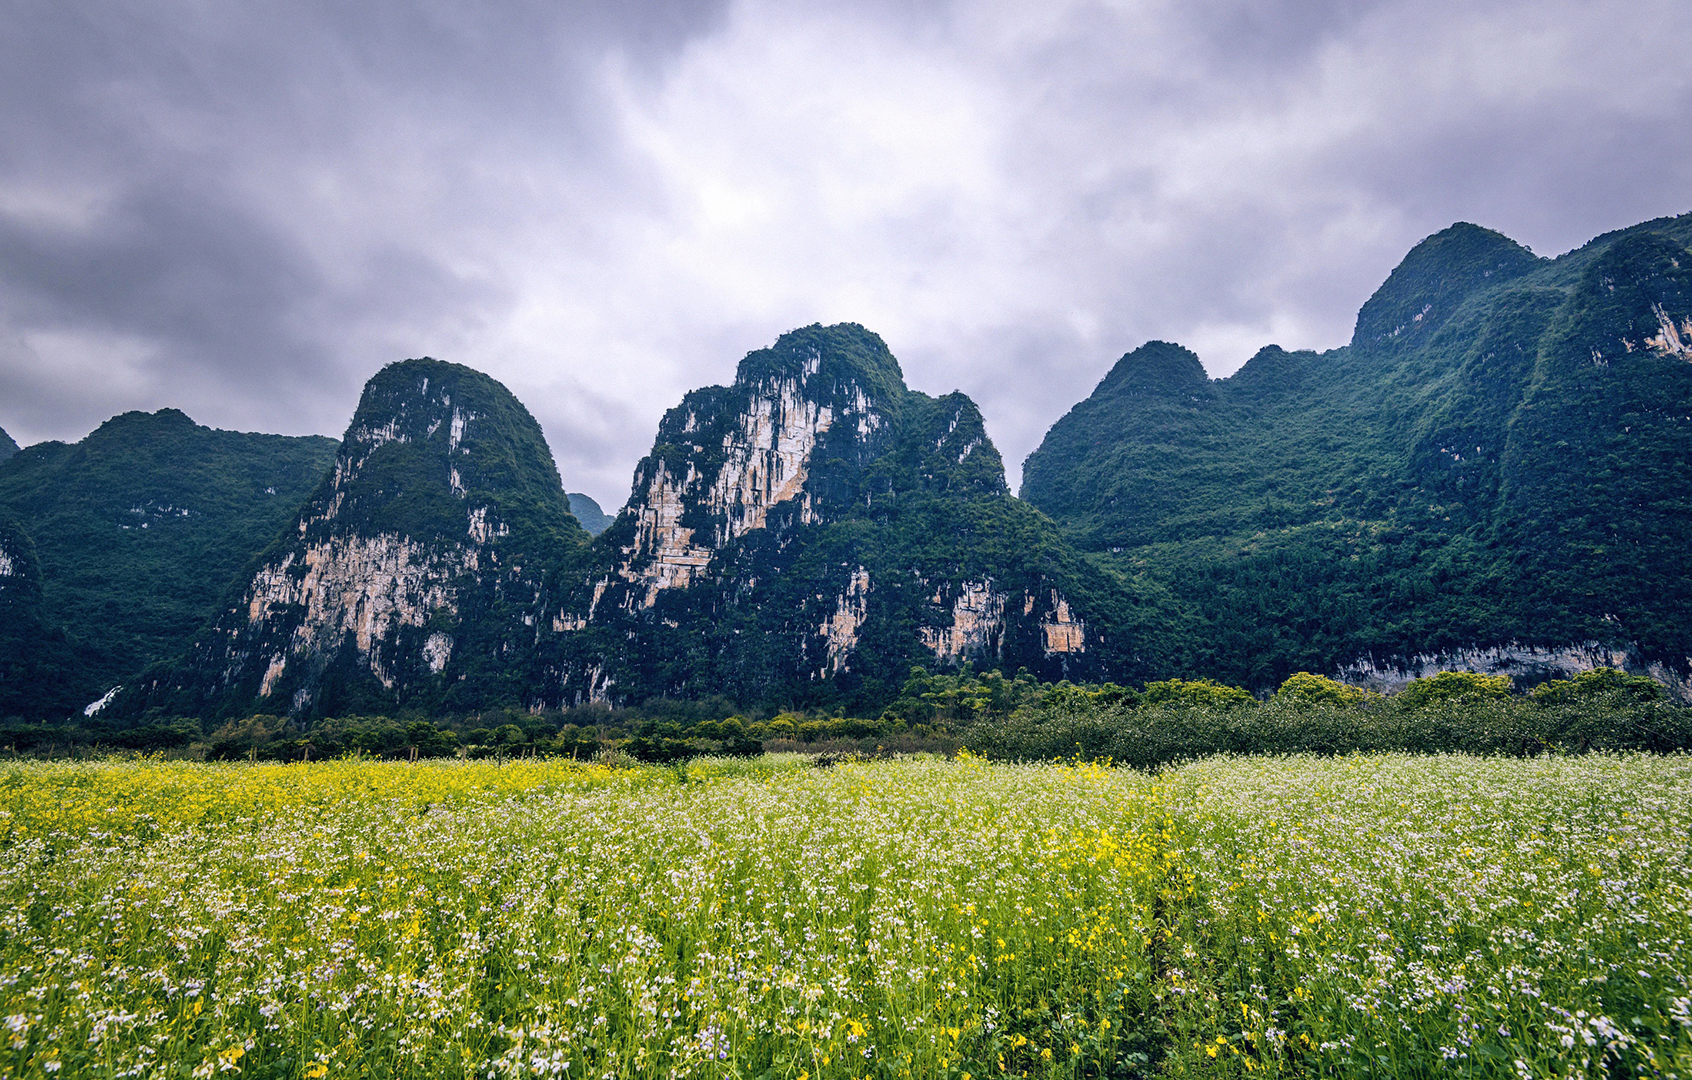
top-left (119, 358), bottom-right (588, 720)
top-left (1040, 592), bottom-right (1086, 657)
top-left (612, 334), bottom-right (894, 609)
top-left (922, 581), bottom-right (1006, 663)
top-left (819, 567), bottom-right (872, 676)
top-left (1339, 642), bottom-right (1692, 704)
top-left (244, 536), bottom-right (475, 693)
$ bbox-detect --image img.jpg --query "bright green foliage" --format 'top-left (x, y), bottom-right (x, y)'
top-left (0, 410), bottom-right (338, 714)
top-left (881, 665), bottom-right (1049, 725)
top-left (964, 683), bottom-right (1692, 766)
top-left (1022, 216), bottom-right (1692, 692)
top-left (1276, 671), bottom-right (1372, 706)
top-left (1532, 666), bottom-right (1666, 705)
top-left (1141, 677), bottom-right (1255, 709)
top-left (1, 754), bottom-right (1689, 1077)
top-left (1396, 670), bottom-right (1514, 709)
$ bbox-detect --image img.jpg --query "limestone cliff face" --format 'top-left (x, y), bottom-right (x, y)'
top-left (533, 324), bottom-right (1130, 708)
top-left (122, 358), bottom-right (588, 719)
top-left (613, 330), bottom-right (895, 608)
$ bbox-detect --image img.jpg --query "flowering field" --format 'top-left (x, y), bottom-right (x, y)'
top-left (1, 753), bottom-right (1688, 1079)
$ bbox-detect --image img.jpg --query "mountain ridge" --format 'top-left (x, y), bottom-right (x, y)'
top-left (1021, 211), bottom-right (1692, 698)
top-left (0, 410), bottom-right (340, 708)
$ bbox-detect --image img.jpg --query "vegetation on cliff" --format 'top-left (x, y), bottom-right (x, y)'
top-left (537, 324), bottom-right (1140, 715)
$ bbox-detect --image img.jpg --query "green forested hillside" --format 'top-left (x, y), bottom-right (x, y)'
top-left (1022, 216), bottom-right (1692, 690)
top-left (0, 426), bottom-right (17, 462)
top-left (0, 411), bottom-right (338, 712)
top-left (566, 492), bottom-right (615, 535)
top-left (0, 516), bottom-right (83, 721)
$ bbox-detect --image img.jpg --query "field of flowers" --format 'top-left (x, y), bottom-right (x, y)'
top-left (0, 752), bottom-right (1688, 1078)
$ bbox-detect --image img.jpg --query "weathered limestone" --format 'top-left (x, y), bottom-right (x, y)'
top-left (921, 581), bottom-right (1006, 663)
top-left (1041, 592), bottom-right (1086, 656)
top-left (1339, 642), bottom-right (1692, 703)
top-left (244, 535), bottom-right (471, 692)
top-left (620, 374), bottom-right (849, 606)
top-left (1646, 302), bottom-right (1692, 359)
top-left (818, 567), bottom-right (872, 675)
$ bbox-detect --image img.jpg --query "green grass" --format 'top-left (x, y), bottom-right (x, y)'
top-left (0, 753), bottom-right (1687, 1078)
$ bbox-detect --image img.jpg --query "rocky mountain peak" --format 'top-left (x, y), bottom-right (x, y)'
top-left (733, 323), bottom-right (908, 406)
top-left (309, 357), bottom-right (580, 548)
top-left (1353, 222), bottom-right (1543, 349)
top-left (613, 324), bottom-right (908, 605)
top-left (0, 426), bottom-right (18, 463)
top-left (1093, 340), bottom-right (1209, 400)
top-left (124, 358), bottom-right (586, 719)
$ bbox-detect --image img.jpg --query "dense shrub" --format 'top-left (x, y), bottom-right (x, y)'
top-left (963, 669), bottom-right (1692, 768)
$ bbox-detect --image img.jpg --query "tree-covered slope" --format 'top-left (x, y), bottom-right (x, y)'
top-left (1022, 215), bottom-right (1692, 694)
top-left (566, 493), bottom-right (615, 536)
top-left (0, 411), bottom-right (339, 713)
top-left (0, 516), bottom-right (83, 722)
top-left (117, 359), bottom-right (592, 722)
top-left (0, 426), bottom-right (17, 463)
top-left (534, 324), bottom-right (1142, 711)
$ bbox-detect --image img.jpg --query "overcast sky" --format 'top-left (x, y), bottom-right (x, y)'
top-left (3, 0), bottom-right (1689, 504)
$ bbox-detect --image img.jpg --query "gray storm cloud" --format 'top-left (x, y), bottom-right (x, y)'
top-left (2, 0), bottom-right (1689, 504)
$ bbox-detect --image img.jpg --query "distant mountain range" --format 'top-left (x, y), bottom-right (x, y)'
top-left (1023, 217), bottom-right (1692, 699)
top-left (2, 211), bottom-right (1688, 723)
top-left (566, 493), bottom-right (615, 536)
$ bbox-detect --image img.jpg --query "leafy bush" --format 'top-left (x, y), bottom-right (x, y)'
top-left (1397, 670), bottom-right (1514, 709)
top-left (1532, 667), bottom-right (1666, 705)
top-left (1275, 671), bottom-right (1372, 706)
top-left (1141, 677), bottom-right (1255, 709)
